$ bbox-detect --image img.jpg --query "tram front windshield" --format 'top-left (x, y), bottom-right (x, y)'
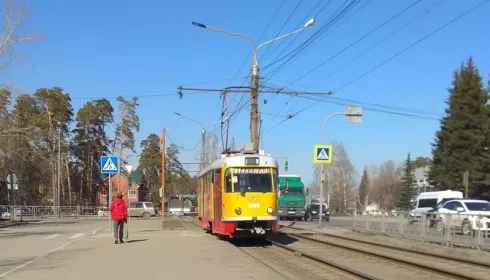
top-left (229, 167), bottom-right (273, 193)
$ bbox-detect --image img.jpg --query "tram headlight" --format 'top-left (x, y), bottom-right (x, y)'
top-left (267, 207), bottom-right (273, 214)
top-left (235, 207), bottom-right (242, 215)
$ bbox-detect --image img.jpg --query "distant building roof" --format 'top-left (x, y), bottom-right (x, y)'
top-left (100, 169), bottom-right (143, 184)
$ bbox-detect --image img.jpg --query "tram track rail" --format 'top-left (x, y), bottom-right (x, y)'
top-left (232, 239), bottom-right (381, 280)
top-left (276, 225), bottom-right (490, 280)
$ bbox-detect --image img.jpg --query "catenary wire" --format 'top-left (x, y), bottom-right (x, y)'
top-left (264, 0), bottom-right (490, 134)
top-left (275, 0), bottom-right (424, 92)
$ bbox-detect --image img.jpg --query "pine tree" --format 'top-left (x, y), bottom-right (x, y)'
top-left (429, 57), bottom-right (490, 199)
top-left (397, 153), bottom-right (416, 208)
top-left (357, 168), bottom-right (369, 211)
top-left (139, 134), bottom-right (162, 204)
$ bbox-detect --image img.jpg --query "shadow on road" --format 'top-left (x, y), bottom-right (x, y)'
top-left (125, 239), bottom-right (148, 244)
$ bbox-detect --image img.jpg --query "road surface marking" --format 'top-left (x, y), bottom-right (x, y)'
top-left (92, 224), bottom-right (108, 235)
top-left (0, 234), bottom-right (86, 279)
top-left (44, 234), bottom-right (60, 240)
top-left (69, 233), bottom-right (84, 239)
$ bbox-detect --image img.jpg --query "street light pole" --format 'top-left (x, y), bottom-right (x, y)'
top-left (318, 106), bottom-right (363, 228)
top-left (192, 18), bottom-right (315, 153)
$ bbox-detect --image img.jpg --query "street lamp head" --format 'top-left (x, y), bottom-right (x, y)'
top-left (304, 18), bottom-right (315, 28)
top-left (174, 112), bottom-right (181, 116)
top-left (192, 22), bottom-right (207, 29)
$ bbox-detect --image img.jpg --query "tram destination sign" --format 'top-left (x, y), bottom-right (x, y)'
top-left (233, 168), bottom-right (269, 174)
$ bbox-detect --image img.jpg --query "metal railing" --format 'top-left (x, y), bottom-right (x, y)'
top-left (0, 205), bottom-right (109, 220)
top-left (352, 210), bottom-right (490, 250)
top-left (0, 205), bottom-right (199, 221)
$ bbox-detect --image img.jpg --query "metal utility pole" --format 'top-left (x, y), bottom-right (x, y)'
top-left (161, 128), bottom-right (166, 223)
top-left (318, 106), bottom-right (363, 228)
top-left (57, 127), bottom-right (61, 218)
top-left (191, 18), bottom-right (316, 153)
top-left (463, 171), bottom-right (469, 199)
top-left (200, 129), bottom-right (206, 172)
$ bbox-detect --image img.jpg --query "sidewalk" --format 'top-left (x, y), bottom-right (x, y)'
top-left (3, 218), bottom-right (283, 280)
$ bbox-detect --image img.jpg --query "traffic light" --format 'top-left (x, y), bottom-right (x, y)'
top-left (284, 159), bottom-right (288, 172)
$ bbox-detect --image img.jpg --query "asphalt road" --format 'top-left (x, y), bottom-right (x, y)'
top-left (0, 218), bottom-right (108, 279)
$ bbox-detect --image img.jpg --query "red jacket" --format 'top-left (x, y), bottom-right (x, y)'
top-left (110, 198), bottom-right (128, 221)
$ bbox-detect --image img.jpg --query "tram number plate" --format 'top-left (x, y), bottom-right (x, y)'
top-left (288, 211), bottom-right (295, 214)
top-left (248, 203), bottom-right (260, 209)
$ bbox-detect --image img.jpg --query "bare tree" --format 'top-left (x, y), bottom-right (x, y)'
top-left (205, 132), bottom-right (218, 165)
top-left (365, 163), bottom-right (378, 205)
top-left (320, 142), bottom-right (356, 214)
top-left (0, 0), bottom-right (39, 72)
top-left (369, 160), bottom-right (401, 211)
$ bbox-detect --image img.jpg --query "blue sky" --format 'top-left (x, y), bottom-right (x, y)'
top-left (2, 0), bottom-right (490, 184)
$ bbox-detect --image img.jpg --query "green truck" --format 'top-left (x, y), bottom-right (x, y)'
top-left (277, 175), bottom-right (308, 220)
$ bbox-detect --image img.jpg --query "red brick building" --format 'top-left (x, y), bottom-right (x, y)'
top-left (98, 170), bottom-right (147, 207)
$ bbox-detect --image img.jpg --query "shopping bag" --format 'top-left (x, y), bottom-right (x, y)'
top-left (123, 225), bottom-right (129, 240)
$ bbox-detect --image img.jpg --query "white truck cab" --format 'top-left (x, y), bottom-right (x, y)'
top-left (408, 190), bottom-right (463, 225)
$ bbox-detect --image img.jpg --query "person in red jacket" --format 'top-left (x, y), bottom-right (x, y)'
top-left (109, 192), bottom-right (127, 244)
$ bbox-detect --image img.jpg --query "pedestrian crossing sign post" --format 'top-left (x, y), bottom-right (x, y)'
top-left (313, 145), bottom-right (332, 164)
top-left (101, 156), bottom-right (119, 174)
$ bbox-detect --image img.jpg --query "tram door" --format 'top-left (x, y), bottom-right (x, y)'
top-left (213, 170), bottom-right (222, 221)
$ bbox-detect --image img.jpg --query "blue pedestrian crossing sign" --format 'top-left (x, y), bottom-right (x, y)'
top-left (313, 145), bottom-right (332, 164)
top-left (101, 156), bottom-right (119, 174)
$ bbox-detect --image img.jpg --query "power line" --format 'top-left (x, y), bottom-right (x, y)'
top-left (262, 93), bottom-right (441, 138)
top-left (263, 0), bottom-right (374, 81)
top-left (219, 0), bottom-right (288, 139)
top-left (263, 0), bottom-right (490, 134)
top-left (180, 76), bottom-right (250, 87)
top-left (165, 131), bottom-right (201, 152)
top-left (261, 0), bottom-right (329, 66)
top-left (70, 92), bottom-right (193, 100)
top-left (262, 0), bottom-right (359, 74)
top-left (333, 0), bottom-right (490, 94)
top-left (258, 0), bottom-right (305, 63)
top-left (321, 0), bottom-right (447, 81)
top-left (276, 0), bottom-right (424, 92)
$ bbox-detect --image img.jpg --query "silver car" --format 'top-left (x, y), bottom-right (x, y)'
top-left (128, 202), bottom-right (156, 219)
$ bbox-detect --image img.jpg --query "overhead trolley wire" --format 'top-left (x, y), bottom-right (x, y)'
top-left (265, 0), bottom-right (490, 134)
top-left (276, 0), bottom-right (424, 92)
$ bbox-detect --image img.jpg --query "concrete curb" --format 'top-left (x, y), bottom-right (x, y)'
top-left (0, 221), bottom-right (28, 229)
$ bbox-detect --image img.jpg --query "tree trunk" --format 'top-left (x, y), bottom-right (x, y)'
top-left (88, 154), bottom-right (94, 205)
top-left (64, 153), bottom-right (72, 206)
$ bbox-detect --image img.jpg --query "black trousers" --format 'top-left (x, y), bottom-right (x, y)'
top-left (113, 220), bottom-right (124, 240)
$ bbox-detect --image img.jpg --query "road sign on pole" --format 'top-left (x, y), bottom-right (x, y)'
top-left (345, 106), bottom-right (363, 124)
top-left (313, 145), bottom-right (332, 164)
top-left (124, 164), bottom-right (135, 174)
top-left (101, 156), bottom-right (119, 174)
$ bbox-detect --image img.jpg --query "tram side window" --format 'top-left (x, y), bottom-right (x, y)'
top-left (204, 173), bottom-right (209, 195)
top-left (272, 168), bottom-right (278, 192)
top-left (224, 169), bottom-right (232, 192)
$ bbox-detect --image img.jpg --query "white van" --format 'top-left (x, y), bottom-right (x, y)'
top-left (408, 190), bottom-right (463, 224)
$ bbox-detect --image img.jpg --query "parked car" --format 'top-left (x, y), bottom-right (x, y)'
top-left (127, 202), bottom-right (156, 219)
top-left (304, 203), bottom-right (330, 221)
top-left (434, 199), bottom-right (490, 236)
top-left (391, 207), bottom-right (411, 217)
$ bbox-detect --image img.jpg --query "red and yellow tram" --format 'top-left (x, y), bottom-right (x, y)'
top-left (197, 150), bottom-right (279, 238)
